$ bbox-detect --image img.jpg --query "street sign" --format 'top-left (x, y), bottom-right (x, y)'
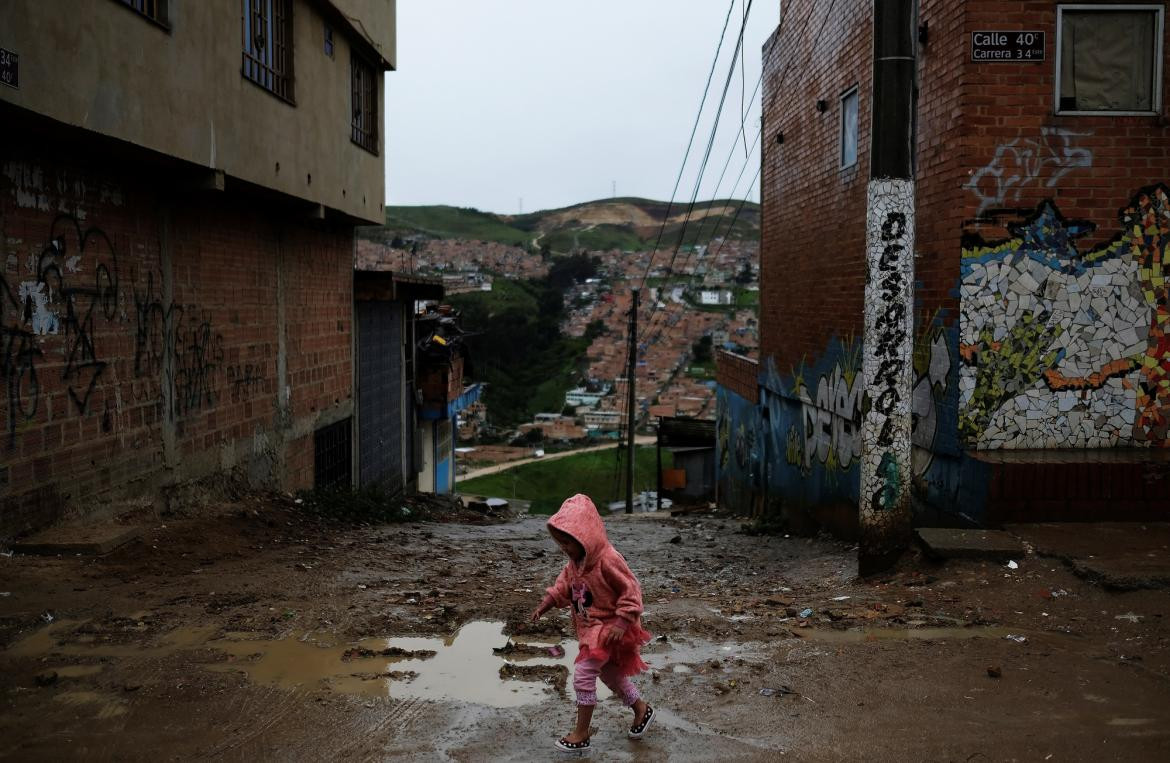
top-left (0, 48), bottom-right (17, 89)
top-left (971, 31), bottom-right (1044, 62)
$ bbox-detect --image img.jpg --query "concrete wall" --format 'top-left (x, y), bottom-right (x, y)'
top-left (0, 137), bottom-right (354, 538)
top-left (756, 0), bottom-right (1170, 527)
top-left (0, 0), bottom-right (390, 224)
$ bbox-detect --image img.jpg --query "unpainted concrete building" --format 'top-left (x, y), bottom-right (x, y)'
top-left (0, 0), bottom-right (395, 537)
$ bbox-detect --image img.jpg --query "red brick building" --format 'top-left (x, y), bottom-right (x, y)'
top-left (718, 0), bottom-right (1169, 531)
top-left (0, 1), bottom-right (395, 537)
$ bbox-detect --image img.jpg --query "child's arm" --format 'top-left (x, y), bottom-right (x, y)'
top-left (600, 551), bottom-right (643, 627)
top-left (533, 564), bottom-right (571, 619)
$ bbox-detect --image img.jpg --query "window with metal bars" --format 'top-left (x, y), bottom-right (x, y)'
top-left (242, 0), bottom-right (294, 103)
top-left (116, 0), bottom-right (169, 27)
top-left (351, 54), bottom-right (378, 154)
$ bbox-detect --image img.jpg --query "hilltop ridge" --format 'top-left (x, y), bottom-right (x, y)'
top-left (366, 197), bottom-right (760, 253)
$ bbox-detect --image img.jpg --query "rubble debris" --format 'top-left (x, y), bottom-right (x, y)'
top-left (34, 671), bottom-right (58, 687)
top-left (987, 666), bottom-right (1002, 679)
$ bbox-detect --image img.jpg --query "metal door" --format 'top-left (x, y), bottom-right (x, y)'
top-left (356, 301), bottom-right (404, 492)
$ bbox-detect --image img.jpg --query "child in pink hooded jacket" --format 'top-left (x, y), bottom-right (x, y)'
top-left (531, 494), bottom-right (655, 754)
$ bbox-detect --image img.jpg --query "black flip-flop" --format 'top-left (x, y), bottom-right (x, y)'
top-left (628, 704), bottom-right (655, 739)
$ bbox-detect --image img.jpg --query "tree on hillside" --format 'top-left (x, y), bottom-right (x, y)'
top-left (692, 335), bottom-right (713, 364)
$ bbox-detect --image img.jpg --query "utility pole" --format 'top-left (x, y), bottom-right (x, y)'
top-left (625, 288), bottom-right (639, 514)
top-left (860, 0), bottom-right (917, 574)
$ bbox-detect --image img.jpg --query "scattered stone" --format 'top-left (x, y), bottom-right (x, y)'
top-left (987, 666), bottom-right (1002, 679)
top-left (34, 671), bottom-right (58, 687)
top-left (669, 536), bottom-right (682, 545)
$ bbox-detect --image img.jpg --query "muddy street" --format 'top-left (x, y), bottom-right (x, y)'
top-left (2, 498), bottom-right (1169, 761)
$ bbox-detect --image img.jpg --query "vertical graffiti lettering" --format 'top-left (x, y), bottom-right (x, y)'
top-left (862, 180), bottom-right (915, 515)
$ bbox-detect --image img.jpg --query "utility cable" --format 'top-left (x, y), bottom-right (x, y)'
top-left (637, 0), bottom-right (739, 291)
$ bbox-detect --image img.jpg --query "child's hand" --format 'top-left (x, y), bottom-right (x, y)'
top-left (602, 624), bottom-right (626, 645)
top-left (530, 605), bottom-right (546, 623)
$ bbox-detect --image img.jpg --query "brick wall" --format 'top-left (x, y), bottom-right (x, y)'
top-left (715, 349), bottom-right (759, 403)
top-left (1, 139), bottom-right (354, 537)
top-left (759, 0), bottom-right (1170, 524)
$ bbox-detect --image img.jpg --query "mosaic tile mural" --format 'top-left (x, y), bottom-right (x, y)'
top-left (862, 179), bottom-right (916, 517)
top-left (959, 183), bottom-right (1170, 449)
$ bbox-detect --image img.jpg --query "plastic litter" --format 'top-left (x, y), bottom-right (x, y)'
top-left (1115, 612), bottom-right (1142, 623)
top-left (1006, 560), bottom-right (1019, 570)
top-left (1004, 634), bottom-right (1027, 643)
top-left (799, 608), bottom-right (814, 618)
top-left (547, 645), bottom-right (565, 658)
top-left (831, 595), bottom-right (851, 602)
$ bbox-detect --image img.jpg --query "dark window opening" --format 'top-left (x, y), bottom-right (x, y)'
top-left (351, 54), bottom-right (378, 154)
top-left (324, 24), bottom-right (335, 58)
top-left (116, 0), bottom-right (169, 27)
top-left (1057, 6), bottom-right (1162, 113)
top-left (242, 0), bottom-right (294, 103)
top-left (314, 417), bottom-right (353, 490)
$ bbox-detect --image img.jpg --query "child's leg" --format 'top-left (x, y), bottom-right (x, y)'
top-left (565, 658), bottom-right (604, 743)
top-left (600, 663), bottom-right (650, 729)
top-left (598, 663), bottom-right (640, 707)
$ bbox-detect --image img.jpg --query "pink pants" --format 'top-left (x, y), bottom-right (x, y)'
top-left (573, 657), bottom-right (641, 707)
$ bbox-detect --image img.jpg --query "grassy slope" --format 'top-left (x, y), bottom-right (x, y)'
top-left (458, 446), bottom-right (659, 514)
top-left (378, 198), bottom-right (760, 253)
top-left (383, 206), bottom-right (530, 246)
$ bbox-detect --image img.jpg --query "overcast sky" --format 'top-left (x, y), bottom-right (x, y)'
top-left (384, 1), bottom-right (780, 215)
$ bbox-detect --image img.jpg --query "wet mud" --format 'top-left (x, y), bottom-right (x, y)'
top-left (2, 497), bottom-right (1169, 760)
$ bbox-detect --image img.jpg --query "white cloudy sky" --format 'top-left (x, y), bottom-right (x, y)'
top-left (383, 1), bottom-right (780, 214)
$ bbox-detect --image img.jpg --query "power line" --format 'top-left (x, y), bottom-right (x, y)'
top-left (640, 0), bottom-right (754, 324)
top-left (637, 0), bottom-right (739, 292)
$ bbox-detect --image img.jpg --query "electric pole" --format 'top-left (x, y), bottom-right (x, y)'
top-left (860, 0), bottom-right (917, 574)
top-left (625, 288), bottom-right (639, 514)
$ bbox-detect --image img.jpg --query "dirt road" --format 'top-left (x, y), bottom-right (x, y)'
top-left (2, 496), bottom-right (1168, 761)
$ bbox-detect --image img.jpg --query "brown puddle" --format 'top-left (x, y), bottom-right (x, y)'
top-left (212, 620), bottom-right (581, 708)
top-left (7, 619), bottom-right (767, 708)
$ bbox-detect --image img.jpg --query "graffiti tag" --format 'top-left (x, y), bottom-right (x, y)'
top-left (965, 128), bottom-right (1092, 216)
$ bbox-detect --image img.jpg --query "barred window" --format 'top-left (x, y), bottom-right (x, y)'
top-left (116, 0), bottom-right (169, 27)
top-left (351, 54), bottom-right (378, 154)
top-left (242, 0), bottom-right (294, 103)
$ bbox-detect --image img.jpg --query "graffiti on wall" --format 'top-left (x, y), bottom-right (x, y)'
top-left (1, 214), bottom-right (121, 440)
top-left (959, 183), bottom-right (1170, 449)
top-left (965, 128), bottom-right (1094, 217)
top-left (861, 180), bottom-right (915, 515)
top-left (787, 336), bottom-right (862, 477)
top-left (1, 210), bottom-right (267, 445)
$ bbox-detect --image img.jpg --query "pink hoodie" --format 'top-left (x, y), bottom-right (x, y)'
top-left (540, 494), bottom-right (651, 675)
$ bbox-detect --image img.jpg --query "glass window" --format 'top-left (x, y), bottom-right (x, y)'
top-left (117, 0), bottom-right (168, 27)
top-left (351, 54), bottom-right (378, 154)
top-left (841, 87), bottom-right (859, 168)
top-left (242, 0), bottom-right (294, 103)
top-left (1057, 5), bottom-right (1163, 114)
top-left (324, 25), bottom-right (335, 58)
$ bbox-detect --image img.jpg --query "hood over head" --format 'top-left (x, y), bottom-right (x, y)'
top-left (547, 494), bottom-right (610, 568)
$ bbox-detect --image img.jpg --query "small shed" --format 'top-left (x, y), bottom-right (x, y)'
top-left (656, 416), bottom-right (716, 508)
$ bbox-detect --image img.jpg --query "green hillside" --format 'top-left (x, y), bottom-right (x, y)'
top-left (368, 197), bottom-right (760, 254)
top-left (459, 446), bottom-right (658, 514)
